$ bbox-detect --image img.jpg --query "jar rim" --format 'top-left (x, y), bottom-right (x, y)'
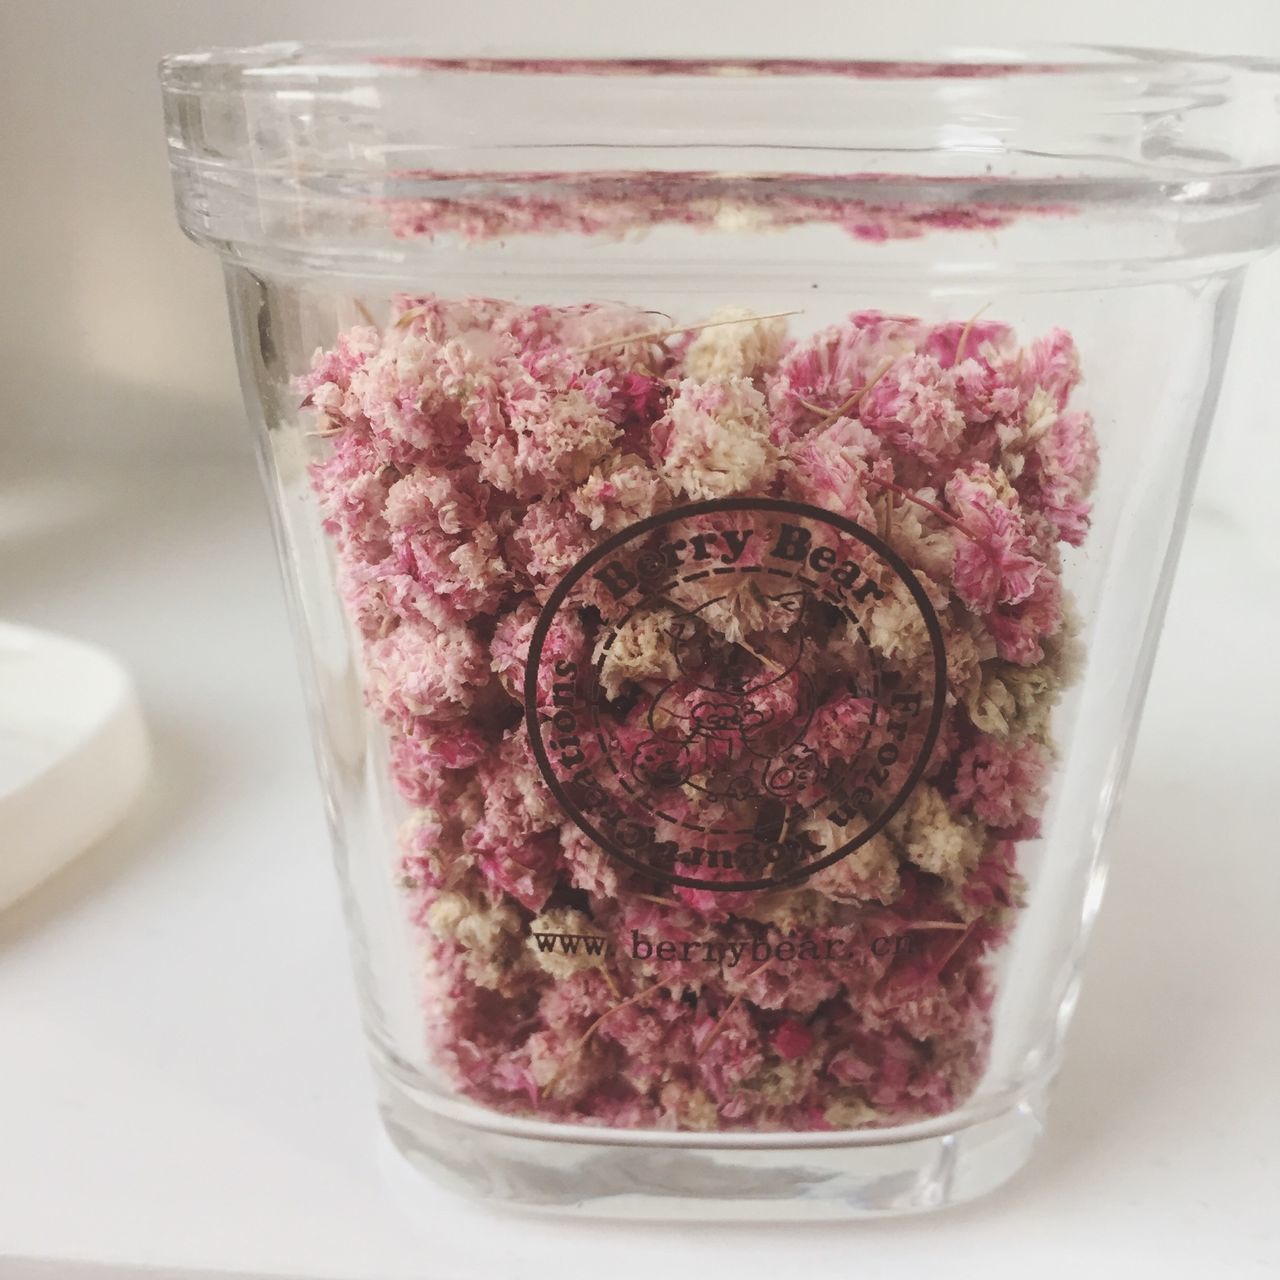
top-left (160, 41), bottom-right (1280, 82)
top-left (161, 41), bottom-right (1280, 183)
top-left (161, 41), bottom-right (1280, 269)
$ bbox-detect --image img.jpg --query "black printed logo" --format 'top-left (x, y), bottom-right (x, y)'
top-left (525, 499), bottom-right (946, 891)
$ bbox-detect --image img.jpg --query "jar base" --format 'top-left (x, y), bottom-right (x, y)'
top-left (374, 1069), bottom-right (1047, 1220)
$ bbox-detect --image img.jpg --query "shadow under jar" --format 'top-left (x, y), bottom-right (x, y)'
top-left (161, 45), bottom-right (1280, 1218)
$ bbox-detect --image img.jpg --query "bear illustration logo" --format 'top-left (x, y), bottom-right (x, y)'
top-left (628, 591), bottom-right (822, 805)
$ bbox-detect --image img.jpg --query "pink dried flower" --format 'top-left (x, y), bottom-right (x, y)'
top-left (858, 353), bottom-right (968, 465)
top-left (986, 570), bottom-right (1065, 666)
top-left (653, 376), bottom-right (779, 499)
top-left (952, 736), bottom-right (1050, 829)
top-left (390, 728), bottom-right (489, 802)
top-left (1026, 409), bottom-right (1099, 546)
top-left (783, 416), bottom-right (880, 526)
top-left (616, 371), bottom-right (671, 421)
top-left (300, 295), bottom-right (1097, 1136)
top-left (767, 311), bottom-right (923, 441)
top-left (1019, 328), bottom-right (1081, 411)
top-left (945, 465), bottom-right (1044, 612)
top-left (364, 621), bottom-right (489, 725)
top-left (773, 1019), bottom-right (815, 1061)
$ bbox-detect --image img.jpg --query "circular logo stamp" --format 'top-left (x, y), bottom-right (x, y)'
top-left (524, 498), bottom-right (946, 891)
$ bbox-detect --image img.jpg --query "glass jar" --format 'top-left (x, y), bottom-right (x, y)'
top-left (161, 45), bottom-right (1280, 1217)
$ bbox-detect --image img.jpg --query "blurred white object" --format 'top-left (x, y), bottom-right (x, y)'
top-left (0, 623), bottom-right (149, 908)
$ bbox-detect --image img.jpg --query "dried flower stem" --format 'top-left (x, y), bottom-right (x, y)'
top-left (597, 963), bottom-right (622, 1001)
top-left (954, 303), bottom-right (992, 365)
top-left (801, 357), bottom-right (897, 430)
top-left (698, 957), bottom-right (774, 1059)
top-left (571, 310), bottom-right (802, 357)
top-left (542, 980), bottom-right (667, 1098)
top-left (630, 893), bottom-right (679, 908)
top-left (737, 637), bottom-right (785, 673)
top-left (866, 475), bottom-right (979, 542)
top-left (926, 921), bottom-right (980, 983)
top-left (697, 993), bottom-right (744, 1060)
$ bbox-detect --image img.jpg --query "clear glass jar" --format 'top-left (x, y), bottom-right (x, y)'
top-left (161, 45), bottom-right (1280, 1217)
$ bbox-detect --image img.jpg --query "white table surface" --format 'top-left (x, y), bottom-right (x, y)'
top-left (0, 449), bottom-right (1276, 1280)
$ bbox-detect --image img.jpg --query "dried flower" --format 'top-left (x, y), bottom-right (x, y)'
top-left (302, 298), bottom-right (1097, 1132)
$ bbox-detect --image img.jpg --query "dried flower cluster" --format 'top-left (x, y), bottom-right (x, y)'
top-left (301, 296), bottom-right (1096, 1131)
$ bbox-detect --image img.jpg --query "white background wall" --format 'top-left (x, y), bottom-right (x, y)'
top-left (2, 1), bottom-right (1280, 473)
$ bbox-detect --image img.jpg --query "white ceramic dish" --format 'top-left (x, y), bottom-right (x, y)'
top-left (0, 622), bottom-right (150, 909)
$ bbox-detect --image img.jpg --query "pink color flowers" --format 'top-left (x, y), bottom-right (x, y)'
top-left (301, 297), bottom-right (1097, 1132)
